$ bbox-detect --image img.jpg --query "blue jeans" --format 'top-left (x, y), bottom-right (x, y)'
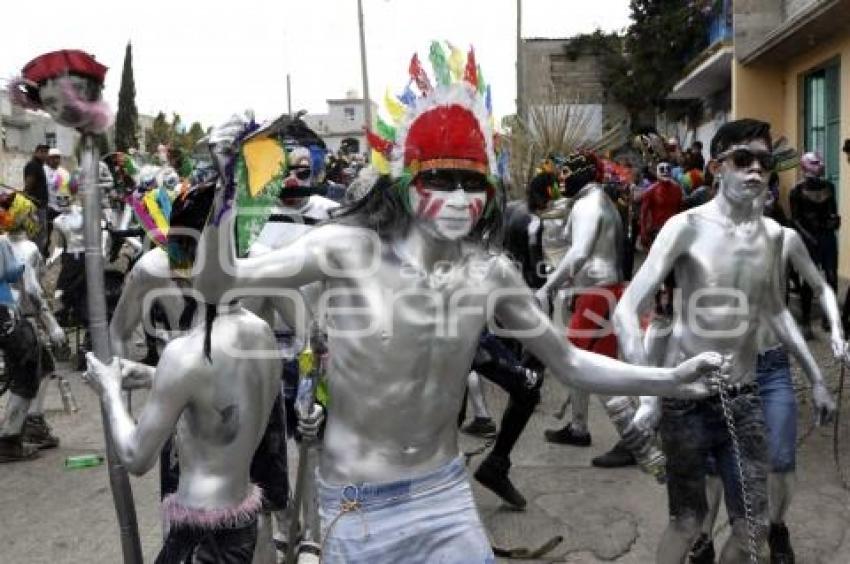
top-left (660, 391), bottom-right (769, 527)
top-left (755, 347), bottom-right (797, 473)
top-left (317, 457), bottom-right (494, 563)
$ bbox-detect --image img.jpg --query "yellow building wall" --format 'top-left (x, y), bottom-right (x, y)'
top-left (733, 33), bottom-right (850, 277)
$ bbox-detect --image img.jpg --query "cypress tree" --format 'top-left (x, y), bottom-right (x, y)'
top-left (115, 42), bottom-right (139, 152)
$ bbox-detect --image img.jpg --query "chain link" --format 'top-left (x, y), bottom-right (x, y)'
top-left (717, 384), bottom-right (759, 564)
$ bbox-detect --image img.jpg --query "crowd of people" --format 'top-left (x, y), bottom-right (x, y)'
top-left (2, 43), bottom-right (849, 564)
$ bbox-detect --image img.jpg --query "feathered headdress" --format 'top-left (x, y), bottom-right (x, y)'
top-left (367, 41), bottom-right (499, 216)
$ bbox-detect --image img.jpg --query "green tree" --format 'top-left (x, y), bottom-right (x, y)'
top-left (569, 1), bottom-right (709, 128)
top-left (114, 42), bottom-right (139, 152)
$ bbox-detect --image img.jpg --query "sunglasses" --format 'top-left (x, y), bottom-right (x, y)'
top-left (291, 167), bottom-right (311, 181)
top-left (415, 170), bottom-right (489, 193)
top-left (719, 147), bottom-right (775, 171)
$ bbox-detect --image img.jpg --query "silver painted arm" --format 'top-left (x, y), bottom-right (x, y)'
top-left (108, 256), bottom-right (161, 359)
top-left (762, 250), bottom-right (836, 417)
top-left (613, 218), bottom-right (687, 428)
top-left (85, 348), bottom-right (190, 475)
top-left (493, 256), bottom-right (721, 398)
top-left (537, 202), bottom-right (599, 295)
top-left (23, 251), bottom-right (65, 346)
top-left (194, 205), bottom-right (342, 304)
top-left (785, 229), bottom-right (846, 359)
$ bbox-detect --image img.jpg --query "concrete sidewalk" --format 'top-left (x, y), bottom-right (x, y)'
top-left (1, 333), bottom-right (849, 562)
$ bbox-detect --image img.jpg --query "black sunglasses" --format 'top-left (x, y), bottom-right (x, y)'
top-left (291, 167), bottom-right (311, 181)
top-left (415, 170), bottom-right (489, 193)
top-left (719, 147), bottom-right (775, 171)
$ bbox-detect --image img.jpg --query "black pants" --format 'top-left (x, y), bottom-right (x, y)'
top-left (154, 519), bottom-right (258, 564)
top-left (0, 308), bottom-right (41, 399)
top-left (463, 332), bottom-right (544, 462)
top-left (160, 394), bottom-right (289, 511)
top-left (800, 232), bottom-right (838, 324)
top-left (56, 254), bottom-right (87, 326)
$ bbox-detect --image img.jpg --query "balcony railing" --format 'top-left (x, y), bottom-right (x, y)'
top-left (707, 0), bottom-right (733, 46)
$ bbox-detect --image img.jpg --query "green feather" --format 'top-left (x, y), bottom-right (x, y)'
top-left (429, 41), bottom-right (452, 87)
top-left (376, 116), bottom-right (397, 141)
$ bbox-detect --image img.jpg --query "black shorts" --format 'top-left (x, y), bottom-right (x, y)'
top-left (154, 519), bottom-right (257, 564)
top-left (660, 392), bottom-right (769, 526)
top-left (0, 308), bottom-right (41, 399)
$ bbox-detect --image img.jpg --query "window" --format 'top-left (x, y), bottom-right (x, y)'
top-left (344, 107), bottom-right (356, 121)
top-left (804, 61), bottom-right (840, 187)
top-left (45, 132), bottom-right (57, 148)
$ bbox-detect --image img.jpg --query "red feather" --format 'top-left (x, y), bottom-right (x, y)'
top-left (366, 130), bottom-right (393, 155)
top-left (408, 54), bottom-right (432, 94)
top-left (464, 47), bottom-right (478, 87)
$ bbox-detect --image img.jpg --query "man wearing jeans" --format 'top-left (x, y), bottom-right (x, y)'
top-left (614, 119), bottom-right (823, 563)
top-left (196, 46), bottom-right (724, 563)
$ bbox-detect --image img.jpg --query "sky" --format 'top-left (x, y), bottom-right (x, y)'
top-left (0, 0), bottom-right (631, 130)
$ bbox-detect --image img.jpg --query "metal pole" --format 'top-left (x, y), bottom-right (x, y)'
top-left (82, 134), bottom-right (144, 564)
top-left (516, 0), bottom-right (524, 120)
top-left (287, 73), bottom-right (293, 117)
top-left (357, 0), bottom-right (372, 132)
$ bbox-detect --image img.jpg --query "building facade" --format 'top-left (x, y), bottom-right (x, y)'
top-left (1, 87), bottom-right (80, 186)
top-left (301, 92), bottom-right (377, 156)
top-left (665, 0), bottom-right (734, 158)
top-left (733, 0), bottom-right (850, 275)
top-left (518, 37), bottom-right (630, 142)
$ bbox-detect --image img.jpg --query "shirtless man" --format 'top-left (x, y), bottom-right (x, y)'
top-left (195, 65), bottom-right (724, 562)
top-left (692, 203), bottom-right (841, 563)
top-left (86, 296), bottom-right (280, 562)
top-left (535, 152), bottom-right (663, 479)
top-left (613, 119), bottom-right (816, 563)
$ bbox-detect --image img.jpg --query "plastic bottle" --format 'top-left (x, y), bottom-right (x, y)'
top-left (64, 454), bottom-right (104, 469)
top-left (58, 377), bottom-right (78, 413)
top-left (604, 396), bottom-right (666, 483)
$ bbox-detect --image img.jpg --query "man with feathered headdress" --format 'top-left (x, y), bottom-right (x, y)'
top-left (191, 43), bottom-right (725, 563)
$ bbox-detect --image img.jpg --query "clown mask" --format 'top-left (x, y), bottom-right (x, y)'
top-left (409, 169), bottom-right (490, 241)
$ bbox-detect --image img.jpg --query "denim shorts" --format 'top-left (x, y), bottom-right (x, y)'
top-left (660, 391), bottom-right (769, 527)
top-left (317, 457), bottom-right (495, 563)
top-left (755, 347), bottom-right (797, 473)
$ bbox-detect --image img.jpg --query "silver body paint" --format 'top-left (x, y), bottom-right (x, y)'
top-left (90, 304), bottom-right (281, 510)
top-left (7, 232), bottom-right (64, 344)
top-left (196, 200), bottom-right (721, 485)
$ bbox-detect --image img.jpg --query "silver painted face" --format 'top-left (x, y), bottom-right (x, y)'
top-left (717, 140), bottom-right (770, 207)
top-left (408, 171), bottom-right (489, 241)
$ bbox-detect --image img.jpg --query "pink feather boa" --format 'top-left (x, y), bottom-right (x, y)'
top-left (161, 485), bottom-right (263, 529)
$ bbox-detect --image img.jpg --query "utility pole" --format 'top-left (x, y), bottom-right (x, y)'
top-left (357, 0), bottom-right (373, 132)
top-left (516, 0), bottom-right (524, 121)
top-left (286, 73), bottom-right (292, 117)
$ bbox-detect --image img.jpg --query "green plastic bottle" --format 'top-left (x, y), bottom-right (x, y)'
top-left (64, 454), bottom-right (105, 469)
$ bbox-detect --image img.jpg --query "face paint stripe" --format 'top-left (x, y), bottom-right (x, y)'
top-left (424, 199), bottom-right (445, 219)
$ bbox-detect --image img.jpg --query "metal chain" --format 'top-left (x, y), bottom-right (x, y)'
top-left (717, 385), bottom-right (759, 564)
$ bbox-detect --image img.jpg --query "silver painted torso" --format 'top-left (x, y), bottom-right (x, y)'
top-left (8, 233), bottom-right (44, 316)
top-left (659, 203), bottom-right (783, 383)
top-left (565, 184), bottom-right (622, 288)
top-left (53, 206), bottom-right (86, 254)
top-left (169, 306), bottom-right (281, 508)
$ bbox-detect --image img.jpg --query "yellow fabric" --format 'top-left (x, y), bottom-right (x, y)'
top-left (143, 189), bottom-right (170, 236)
top-left (242, 137), bottom-right (287, 198)
top-left (384, 89), bottom-right (406, 124)
top-left (371, 149), bottom-right (391, 174)
top-left (447, 42), bottom-right (465, 81)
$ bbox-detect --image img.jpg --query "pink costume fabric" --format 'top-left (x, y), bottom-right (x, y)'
top-left (161, 485), bottom-right (263, 529)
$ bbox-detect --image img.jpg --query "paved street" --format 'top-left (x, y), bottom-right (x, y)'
top-left (2, 332), bottom-right (850, 563)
